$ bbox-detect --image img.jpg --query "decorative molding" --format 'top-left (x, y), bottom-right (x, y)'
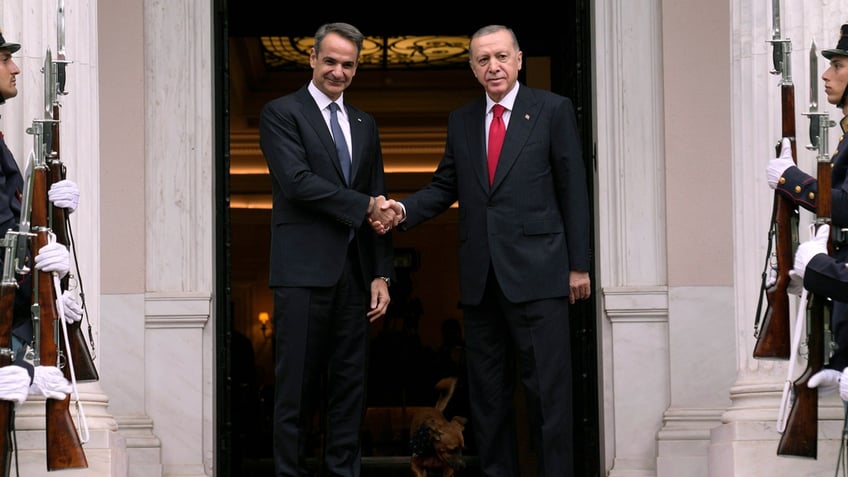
top-left (603, 286), bottom-right (669, 322)
top-left (145, 292), bottom-right (211, 329)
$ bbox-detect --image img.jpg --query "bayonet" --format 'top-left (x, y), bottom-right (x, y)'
top-left (806, 41), bottom-right (823, 151)
top-left (40, 49), bottom-right (56, 155)
top-left (55, 0), bottom-right (67, 96)
top-left (769, 0), bottom-right (791, 83)
top-left (809, 40), bottom-right (818, 112)
top-left (14, 153), bottom-right (33, 275)
top-left (43, 49), bottom-right (55, 118)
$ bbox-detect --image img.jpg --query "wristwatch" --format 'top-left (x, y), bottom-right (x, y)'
top-left (377, 276), bottom-right (391, 286)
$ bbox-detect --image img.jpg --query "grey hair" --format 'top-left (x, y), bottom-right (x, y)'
top-left (469, 25), bottom-right (520, 54)
top-left (314, 22), bottom-right (364, 56)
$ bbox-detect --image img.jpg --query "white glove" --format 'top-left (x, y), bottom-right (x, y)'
top-left (34, 241), bottom-right (70, 278)
top-left (787, 270), bottom-right (804, 296)
top-left (840, 367), bottom-right (848, 401)
top-left (29, 366), bottom-right (71, 401)
top-left (767, 138), bottom-right (795, 189)
top-left (764, 265), bottom-right (777, 289)
top-left (60, 290), bottom-right (82, 324)
top-left (793, 224), bottom-right (829, 280)
top-left (48, 179), bottom-right (79, 213)
top-left (808, 368), bottom-right (842, 396)
top-left (0, 365), bottom-right (31, 408)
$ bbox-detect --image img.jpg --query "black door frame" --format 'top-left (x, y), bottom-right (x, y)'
top-left (214, 6), bottom-right (599, 476)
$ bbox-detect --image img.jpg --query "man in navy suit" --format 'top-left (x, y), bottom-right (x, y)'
top-left (771, 24), bottom-right (848, 400)
top-left (258, 22), bottom-right (397, 477)
top-left (376, 24), bottom-right (592, 477)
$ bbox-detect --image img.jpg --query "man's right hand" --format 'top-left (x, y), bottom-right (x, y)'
top-left (30, 365), bottom-right (71, 401)
top-left (767, 138), bottom-right (794, 190)
top-left (0, 365), bottom-right (31, 408)
top-left (793, 224), bottom-right (829, 280)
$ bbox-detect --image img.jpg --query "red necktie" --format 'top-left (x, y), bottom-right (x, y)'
top-left (487, 104), bottom-right (505, 186)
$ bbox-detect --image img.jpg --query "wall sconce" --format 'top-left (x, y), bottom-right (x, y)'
top-left (258, 311), bottom-right (271, 340)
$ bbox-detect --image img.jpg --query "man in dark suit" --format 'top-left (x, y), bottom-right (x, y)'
top-left (258, 22), bottom-right (397, 477)
top-left (375, 24), bottom-right (591, 477)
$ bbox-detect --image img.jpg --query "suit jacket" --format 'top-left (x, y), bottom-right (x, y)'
top-left (401, 85), bottom-right (591, 305)
top-left (259, 86), bottom-right (394, 289)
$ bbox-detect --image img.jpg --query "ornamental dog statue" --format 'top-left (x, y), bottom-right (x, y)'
top-left (409, 377), bottom-right (467, 477)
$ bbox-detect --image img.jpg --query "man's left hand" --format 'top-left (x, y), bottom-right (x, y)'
top-left (569, 270), bottom-right (591, 304)
top-left (367, 278), bottom-right (391, 322)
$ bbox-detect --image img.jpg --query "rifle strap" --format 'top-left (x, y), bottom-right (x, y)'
top-left (54, 273), bottom-right (89, 444)
top-left (777, 286), bottom-right (808, 433)
top-left (64, 215), bottom-right (96, 358)
top-left (754, 205), bottom-right (779, 335)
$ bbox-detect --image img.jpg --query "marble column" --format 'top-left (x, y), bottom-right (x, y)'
top-left (0, 0), bottom-right (126, 475)
top-left (713, 1), bottom-right (848, 476)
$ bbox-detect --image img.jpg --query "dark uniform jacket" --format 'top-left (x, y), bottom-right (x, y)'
top-left (777, 116), bottom-right (848, 369)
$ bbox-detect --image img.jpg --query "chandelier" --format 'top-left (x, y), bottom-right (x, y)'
top-left (260, 35), bottom-right (470, 70)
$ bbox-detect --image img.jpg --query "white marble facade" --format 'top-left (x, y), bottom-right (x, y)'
top-left (1, 0), bottom-right (848, 476)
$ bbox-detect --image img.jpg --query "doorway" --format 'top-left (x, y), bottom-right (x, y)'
top-left (217, 7), bottom-right (598, 476)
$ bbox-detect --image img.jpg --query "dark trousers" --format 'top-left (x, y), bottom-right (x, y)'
top-left (272, 251), bottom-right (369, 477)
top-left (463, 267), bottom-right (573, 477)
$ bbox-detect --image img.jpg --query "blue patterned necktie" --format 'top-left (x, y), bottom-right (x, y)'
top-left (328, 102), bottom-right (351, 184)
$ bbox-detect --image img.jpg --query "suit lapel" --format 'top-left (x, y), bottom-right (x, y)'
top-left (463, 99), bottom-right (490, 192)
top-left (491, 87), bottom-right (540, 190)
top-left (347, 105), bottom-right (366, 185)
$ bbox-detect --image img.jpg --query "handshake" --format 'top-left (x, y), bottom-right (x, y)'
top-left (367, 196), bottom-right (404, 235)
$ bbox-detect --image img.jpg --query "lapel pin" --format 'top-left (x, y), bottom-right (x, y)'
top-left (524, 114), bottom-right (530, 120)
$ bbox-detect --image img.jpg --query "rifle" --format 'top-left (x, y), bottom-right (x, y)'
top-left (46, 0), bottom-right (98, 382)
top-left (27, 51), bottom-right (87, 471)
top-left (0, 231), bottom-right (21, 477)
top-left (754, 0), bottom-right (800, 359)
top-left (777, 40), bottom-right (834, 458)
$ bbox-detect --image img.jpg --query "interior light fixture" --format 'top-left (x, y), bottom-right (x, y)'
top-left (261, 35), bottom-right (470, 70)
top-left (258, 311), bottom-right (271, 340)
